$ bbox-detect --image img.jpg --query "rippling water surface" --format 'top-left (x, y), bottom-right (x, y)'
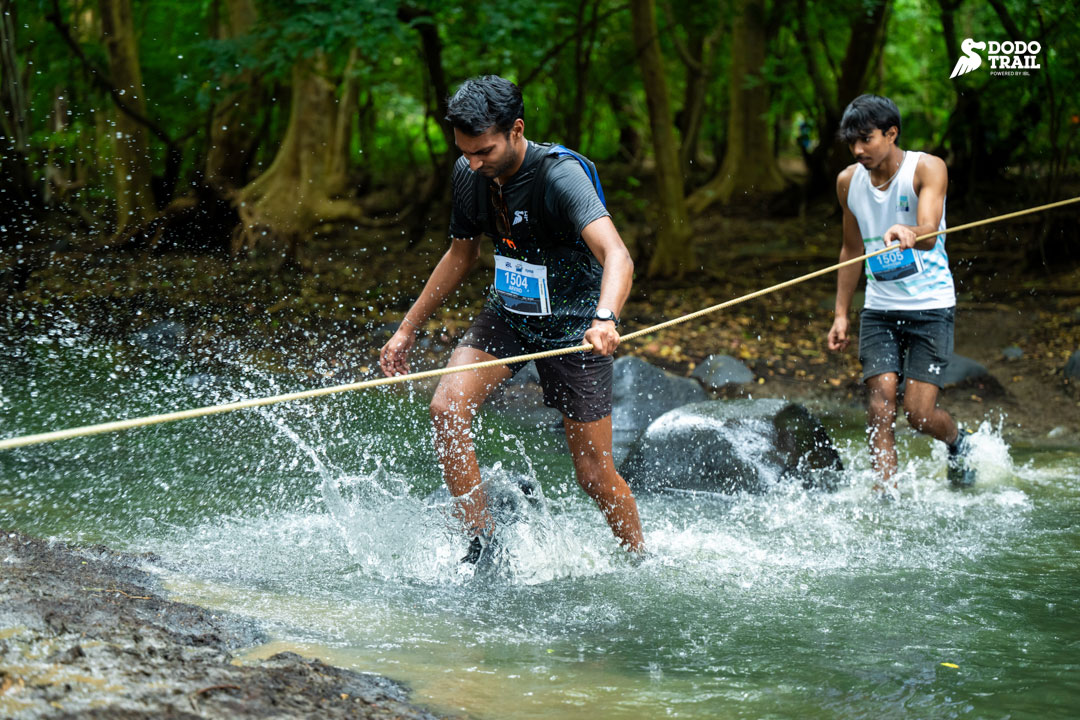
top-left (2, 326), bottom-right (1078, 719)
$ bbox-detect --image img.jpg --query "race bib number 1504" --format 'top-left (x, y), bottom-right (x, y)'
top-left (494, 254), bottom-right (551, 316)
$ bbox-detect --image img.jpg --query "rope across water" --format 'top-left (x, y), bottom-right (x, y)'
top-left (1, 196), bottom-right (1077, 451)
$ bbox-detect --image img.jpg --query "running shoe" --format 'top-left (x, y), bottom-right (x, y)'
top-left (947, 426), bottom-right (977, 488)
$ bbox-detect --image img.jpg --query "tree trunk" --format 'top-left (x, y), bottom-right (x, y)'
top-left (630, 0), bottom-right (693, 279)
top-left (232, 55), bottom-right (363, 261)
top-left (0, 0), bottom-right (38, 223)
top-left (687, 0), bottom-right (785, 213)
top-left (204, 0), bottom-right (262, 192)
top-left (98, 0), bottom-right (155, 233)
top-left (796, 0), bottom-right (891, 198)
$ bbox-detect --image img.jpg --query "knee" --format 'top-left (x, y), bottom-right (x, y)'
top-left (429, 394), bottom-right (472, 435)
top-left (867, 390), bottom-right (895, 422)
top-left (904, 404), bottom-right (932, 432)
top-left (577, 466), bottom-right (631, 503)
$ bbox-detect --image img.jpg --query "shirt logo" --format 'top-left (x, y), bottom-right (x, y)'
top-left (513, 210), bottom-right (528, 226)
top-left (898, 195), bottom-right (910, 212)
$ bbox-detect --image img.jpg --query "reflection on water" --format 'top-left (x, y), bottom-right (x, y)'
top-left (2, 328), bottom-right (1079, 719)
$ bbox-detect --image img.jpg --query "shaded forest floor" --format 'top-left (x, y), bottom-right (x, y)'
top-left (6, 191), bottom-right (1080, 444)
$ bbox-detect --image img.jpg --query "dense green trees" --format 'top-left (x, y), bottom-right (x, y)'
top-left (3, 0), bottom-right (1077, 271)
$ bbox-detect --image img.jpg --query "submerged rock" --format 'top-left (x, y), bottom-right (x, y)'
top-left (943, 353), bottom-right (993, 386)
top-left (0, 532), bottom-right (447, 720)
top-left (612, 356), bottom-right (706, 435)
top-left (691, 353), bottom-right (754, 390)
top-left (130, 319), bottom-right (188, 358)
top-left (1065, 350), bottom-right (1080, 380)
top-left (619, 399), bottom-right (842, 494)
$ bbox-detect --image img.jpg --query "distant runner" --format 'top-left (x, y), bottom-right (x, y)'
top-left (827, 94), bottom-right (976, 492)
top-left (380, 75), bottom-right (644, 560)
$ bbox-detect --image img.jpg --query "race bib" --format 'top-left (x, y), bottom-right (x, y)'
top-left (494, 254), bottom-right (551, 316)
top-left (864, 236), bottom-right (923, 282)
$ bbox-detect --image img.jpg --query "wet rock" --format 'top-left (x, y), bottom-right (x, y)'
top-left (1065, 350), bottom-right (1080, 380)
top-left (1001, 345), bottom-right (1024, 361)
top-left (0, 532), bottom-right (447, 720)
top-left (612, 356), bottom-right (706, 435)
top-left (944, 353), bottom-right (1005, 395)
top-left (130, 319), bottom-right (188, 358)
top-left (620, 399), bottom-right (842, 495)
top-left (182, 372), bottom-right (219, 389)
top-left (690, 354), bottom-right (754, 390)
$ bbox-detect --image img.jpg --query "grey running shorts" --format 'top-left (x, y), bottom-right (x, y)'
top-left (858, 307), bottom-right (955, 388)
top-left (458, 305), bottom-right (613, 423)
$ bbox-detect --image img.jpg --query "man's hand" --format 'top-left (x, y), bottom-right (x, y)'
top-left (827, 316), bottom-right (850, 352)
top-left (584, 319), bottom-right (619, 355)
top-left (379, 325), bottom-right (416, 376)
top-left (883, 223), bottom-right (918, 250)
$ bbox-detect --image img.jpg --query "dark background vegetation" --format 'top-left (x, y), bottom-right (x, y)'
top-left (2, 0), bottom-right (1079, 432)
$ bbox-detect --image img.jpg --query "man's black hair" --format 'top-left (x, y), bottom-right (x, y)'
top-left (445, 75), bottom-right (524, 137)
top-left (837, 94), bottom-right (902, 144)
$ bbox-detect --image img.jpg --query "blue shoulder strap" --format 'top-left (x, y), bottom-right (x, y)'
top-left (547, 144), bottom-right (606, 206)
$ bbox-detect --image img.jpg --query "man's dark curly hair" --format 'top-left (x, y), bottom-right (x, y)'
top-left (445, 75), bottom-right (525, 137)
top-left (837, 94), bottom-right (902, 144)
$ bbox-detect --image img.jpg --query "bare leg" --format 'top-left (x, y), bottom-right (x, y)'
top-left (902, 379), bottom-right (958, 444)
top-left (564, 415), bottom-right (645, 552)
top-left (866, 373), bottom-right (900, 486)
top-left (429, 347), bottom-right (512, 535)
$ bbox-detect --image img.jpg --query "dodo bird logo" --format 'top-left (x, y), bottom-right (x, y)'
top-left (950, 38), bottom-right (986, 79)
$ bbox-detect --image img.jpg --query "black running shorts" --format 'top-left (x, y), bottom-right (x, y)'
top-left (858, 307), bottom-right (955, 388)
top-left (458, 305), bottom-right (613, 423)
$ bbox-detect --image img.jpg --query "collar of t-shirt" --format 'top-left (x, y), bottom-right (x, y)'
top-left (489, 140), bottom-right (545, 195)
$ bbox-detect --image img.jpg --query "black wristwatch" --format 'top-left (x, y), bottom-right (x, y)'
top-left (594, 307), bottom-right (619, 326)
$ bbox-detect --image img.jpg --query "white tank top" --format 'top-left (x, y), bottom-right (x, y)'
top-left (846, 150), bottom-right (955, 310)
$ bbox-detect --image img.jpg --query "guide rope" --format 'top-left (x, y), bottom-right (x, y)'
top-left (1, 195), bottom-right (1077, 451)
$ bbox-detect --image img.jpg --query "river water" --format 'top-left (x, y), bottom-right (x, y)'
top-left (2, 327), bottom-right (1078, 718)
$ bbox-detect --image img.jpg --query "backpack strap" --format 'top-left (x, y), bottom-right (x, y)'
top-left (472, 170), bottom-right (492, 236)
top-left (529, 143), bottom-right (606, 238)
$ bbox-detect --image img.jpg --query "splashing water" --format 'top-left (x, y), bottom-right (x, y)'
top-left (2, 325), bottom-right (1079, 719)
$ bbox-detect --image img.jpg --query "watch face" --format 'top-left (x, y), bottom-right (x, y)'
top-left (595, 309), bottom-right (615, 321)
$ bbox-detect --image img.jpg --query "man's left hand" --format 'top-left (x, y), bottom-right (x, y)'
top-left (585, 320), bottom-right (620, 355)
top-left (883, 223), bottom-right (918, 250)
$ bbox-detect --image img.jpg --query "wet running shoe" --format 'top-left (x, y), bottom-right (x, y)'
top-left (460, 531), bottom-right (497, 567)
top-left (947, 427), bottom-right (977, 488)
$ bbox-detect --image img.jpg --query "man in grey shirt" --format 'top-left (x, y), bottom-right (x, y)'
top-left (380, 75), bottom-right (643, 562)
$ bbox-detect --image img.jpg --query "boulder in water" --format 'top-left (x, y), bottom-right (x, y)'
top-left (612, 356), bottom-right (706, 435)
top-left (1064, 350), bottom-right (1080, 380)
top-left (943, 353), bottom-right (992, 386)
top-left (620, 399), bottom-right (842, 495)
top-left (130, 320), bottom-right (188, 358)
top-left (691, 354), bottom-right (754, 390)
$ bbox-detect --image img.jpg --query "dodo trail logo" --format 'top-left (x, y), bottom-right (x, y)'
top-left (950, 38), bottom-right (1043, 78)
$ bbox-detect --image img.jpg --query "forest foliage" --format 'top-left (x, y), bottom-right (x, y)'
top-left (2, 0), bottom-right (1078, 275)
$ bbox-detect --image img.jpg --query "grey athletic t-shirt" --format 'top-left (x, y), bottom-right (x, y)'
top-left (449, 141), bottom-right (611, 347)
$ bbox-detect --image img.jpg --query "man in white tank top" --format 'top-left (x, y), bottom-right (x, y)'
top-left (826, 94), bottom-right (975, 492)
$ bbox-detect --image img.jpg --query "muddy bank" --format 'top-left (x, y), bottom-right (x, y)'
top-left (0, 531), bottom-right (448, 719)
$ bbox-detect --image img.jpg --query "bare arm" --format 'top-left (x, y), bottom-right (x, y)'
top-left (379, 237), bottom-right (481, 376)
top-left (580, 216), bottom-right (634, 355)
top-left (883, 154), bottom-right (948, 250)
top-left (828, 166), bottom-right (865, 352)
